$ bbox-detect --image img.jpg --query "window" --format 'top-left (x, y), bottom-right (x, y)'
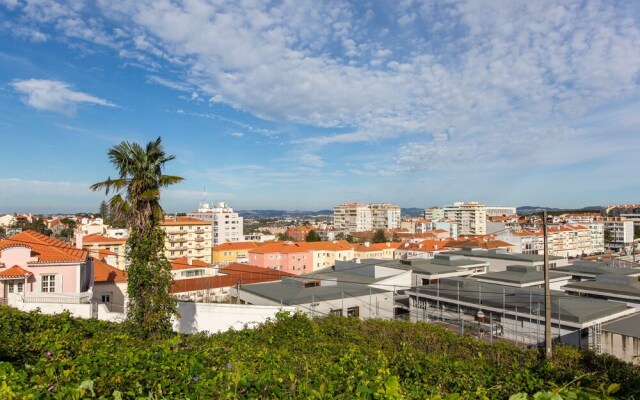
top-left (330, 309), bottom-right (342, 316)
top-left (41, 275), bottom-right (55, 293)
top-left (101, 293), bottom-right (111, 303)
top-left (347, 306), bottom-right (360, 317)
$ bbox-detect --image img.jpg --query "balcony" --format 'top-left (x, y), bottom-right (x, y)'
top-left (22, 292), bottom-right (92, 304)
top-left (195, 236), bottom-right (205, 242)
top-left (195, 245), bottom-right (206, 250)
top-left (194, 253), bottom-right (205, 258)
top-left (167, 230), bottom-right (186, 235)
top-left (195, 228), bottom-right (205, 234)
top-left (169, 237), bottom-right (188, 243)
top-left (171, 245), bottom-right (188, 251)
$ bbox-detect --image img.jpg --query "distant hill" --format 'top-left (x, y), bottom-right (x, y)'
top-left (239, 210), bottom-right (332, 219)
top-left (517, 205), bottom-right (602, 215)
top-left (401, 208), bottom-right (424, 217)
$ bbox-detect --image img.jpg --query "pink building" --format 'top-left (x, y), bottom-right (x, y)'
top-left (0, 231), bottom-right (94, 313)
top-left (248, 242), bottom-right (312, 275)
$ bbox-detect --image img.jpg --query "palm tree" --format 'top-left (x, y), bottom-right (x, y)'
top-left (91, 137), bottom-right (183, 336)
top-left (90, 137), bottom-right (183, 232)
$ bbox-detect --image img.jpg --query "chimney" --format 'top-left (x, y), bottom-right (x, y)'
top-left (365, 241), bottom-right (370, 247)
top-left (74, 230), bottom-right (83, 249)
top-left (187, 257), bottom-right (192, 265)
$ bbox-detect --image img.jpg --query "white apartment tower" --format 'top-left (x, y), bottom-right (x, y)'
top-left (333, 203), bottom-right (372, 232)
top-left (188, 202), bottom-right (244, 246)
top-left (485, 206), bottom-right (517, 217)
top-left (443, 202), bottom-right (487, 235)
top-left (370, 203), bottom-right (401, 229)
top-left (333, 202), bottom-right (401, 232)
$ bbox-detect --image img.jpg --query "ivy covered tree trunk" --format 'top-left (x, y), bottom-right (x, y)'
top-left (126, 229), bottom-right (176, 337)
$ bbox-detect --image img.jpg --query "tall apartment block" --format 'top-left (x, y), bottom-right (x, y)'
top-left (443, 201), bottom-right (487, 235)
top-left (161, 217), bottom-right (212, 263)
top-left (188, 202), bottom-right (244, 246)
top-left (333, 202), bottom-right (401, 232)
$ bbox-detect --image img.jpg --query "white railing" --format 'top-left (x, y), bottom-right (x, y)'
top-left (22, 292), bottom-right (92, 304)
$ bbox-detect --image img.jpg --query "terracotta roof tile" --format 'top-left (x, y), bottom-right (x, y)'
top-left (0, 265), bottom-right (32, 278)
top-left (93, 258), bottom-right (127, 283)
top-left (82, 234), bottom-right (127, 244)
top-left (171, 257), bottom-right (212, 270)
top-left (171, 263), bottom-right (291, 293)
top-left (0, 230), bottom-right (87, 263)
top-left (212, 241), bottom-right (260, 251)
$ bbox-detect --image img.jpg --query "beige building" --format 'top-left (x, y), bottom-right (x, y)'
top-left (161, 217), bottom-right (212, 263)
top-left (79, 233), bottom-right (127, 270)
top-left (443, 202), bottom-right (487, 235)
top-left (369, 203), bottom-right (401, 229)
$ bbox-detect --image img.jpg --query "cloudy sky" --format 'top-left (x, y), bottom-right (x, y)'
top-left (1, 0), bottom-right (639, 214)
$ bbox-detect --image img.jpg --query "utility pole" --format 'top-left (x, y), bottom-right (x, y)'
top-left (543, 211), bottom-right (552, 359)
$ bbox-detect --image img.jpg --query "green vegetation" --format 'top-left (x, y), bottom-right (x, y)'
top-left (90, 137), bottom-right (183, 337)
top-left (1, 306), bottom-right (639, 399)
top-left (305, 229), bottom-right (322, 242)
top-left (372, 229), bottom-right (387, 243)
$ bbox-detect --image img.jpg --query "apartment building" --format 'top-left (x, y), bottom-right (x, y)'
top-left (369, 203), bottom-right (401, 229)
top-left (187, 202), bottom-right (244, 246)
top-left (333, 202), bottom-right (401, 232)
top-left (443, 202), bottom-right (487, 235)
top-left (212, 241), bottom-right (260, 265)
top-left (78, 233), bottom-right (127, 270)
top-left (161, 217), bottom-right (212, 263)
top-left (498, 224), bottom-right (603, 258)
top-left (424, 207), bottom-right (445, 220)
top-left (485, 206), bottom-right (517, 217)
top-left (602, 218), bottom-right (635, 251)
top-left (247, 241), bottom-right (355, 275)
top-left (333, 203), bottom-right (372, 232)
top-left (602, 204), bottom-right (640, 225)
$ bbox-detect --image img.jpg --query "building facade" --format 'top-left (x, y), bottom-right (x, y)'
top-left (161, 217), bottom-right (212, 263)
top-left (188, 202), bottom-right (244, 246)
top-left (443, 202), bottom-right (487, 235)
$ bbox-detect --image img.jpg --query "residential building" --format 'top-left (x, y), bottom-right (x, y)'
top-left (212, 241), bottom-right (260, 265)
top-left (369, 203), bottom-right (401, 229)
top-left (353, 242), bottom-right (401, 260)
top-left (602, 218), bottom-right (635, 251)
top-left (424, 207), bottom-right (444, 220)
top-left (0, 230), bottom-right (94, 317)
top-left (394, 240), bottom-right (448, 260)
top-left (92, 257), bottom-right (127, 314)
top-left (188, 202), bottom-right (244, 246)
top-left (170, 257), bottom-right (216, 280)
top-left (247, 241), bottom-right (355, 274)
top-left (0, 214), bottom-right (17, 227)
top-left (76, 217), bottom-right (108, 236)
top-left (172, 263), bottom-right (292, 303)
top-left (232, 260), bottom-right (412, 320)
top-left (333, 203), bottom-right (372, 232)
top-left (78, 233), bottom-right (127, 270)
top-left (497, 224), bottom-right (604, 258)
top-left (161, 216), bottom-right (212, 263)
top-left (485, 206), bottom-right (517, 217)
top-left (602, 204), bottom-right (640, 225)
top-left (287, 226), bottom-right (314, 241)
top-left (443, 202), bottom-right (487, 235)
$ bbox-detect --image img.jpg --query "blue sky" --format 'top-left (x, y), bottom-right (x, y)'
top-left (1, 0), bottom-right (639, 214)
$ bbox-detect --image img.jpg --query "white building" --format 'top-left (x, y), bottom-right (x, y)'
top-left (424, 207), bottom-right (444, 220)
top-left (369, 203), bottom-right (401, 229)
top-left (188, 202), bottom-right (244, 246)
top-left (602, 218), bottom-right (635, 251)
top-left (485, 206), bottom-right (517, 217)
top-left (333, 203), bottom-right (372, 232)
top-left (443, 202), bottom-right (487, 235)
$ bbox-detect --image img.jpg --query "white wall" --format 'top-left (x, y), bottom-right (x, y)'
top-left (172, 302), bottom-right (296, 334)
top-left (10, 298), bottom-right (93, 318)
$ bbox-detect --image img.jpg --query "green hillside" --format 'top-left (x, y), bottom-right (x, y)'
top-left (1, 305), bottom-right (638, 399)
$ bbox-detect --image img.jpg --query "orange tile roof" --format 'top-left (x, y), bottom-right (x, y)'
top-left (354, 242), bottom-right (402, 252)
top-left (171, 263), bottom-right (292, 293)
top-left (397, 240), bottom-right (448, 252)
top-left (93, 258), bottom-right (127, 283)
top-left (212, 241), bottom-right (259, 251)
top-left (170, 257), bottom-right (212, 270)
top-left (0, 265), bottom-right (32, 278)
top-left (0, 230), bottom-right (87, 263)
top-left (88, 248), bottom-right (118, 258)
top-left (82, 234), bottom-right (127, 244)
top-left (249, 241), bottom-right (309, 254)
top-left (161, 217), bottom-right (209, 226)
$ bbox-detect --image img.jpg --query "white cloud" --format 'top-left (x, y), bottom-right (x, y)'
top-left (12, 79), bottom-right (117, 114)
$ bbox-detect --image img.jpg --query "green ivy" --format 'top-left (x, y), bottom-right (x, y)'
top-left (1, 306), bottom-right (639, 399)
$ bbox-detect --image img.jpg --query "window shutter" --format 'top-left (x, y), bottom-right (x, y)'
top-left (35, 275), bottom-right (42, 293)
top-left (55, 275), bottom-right (63, 293)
